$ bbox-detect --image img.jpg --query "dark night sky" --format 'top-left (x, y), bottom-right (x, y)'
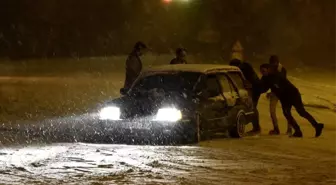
top-left (0, 0), bottom-right (334, 64)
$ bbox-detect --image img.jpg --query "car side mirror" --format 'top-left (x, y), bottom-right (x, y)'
top-left (193, 91), bottom-right (205, 101)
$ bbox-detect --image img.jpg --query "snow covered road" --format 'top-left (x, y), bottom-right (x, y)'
top-left (0, 98), bottom-right (335, 185)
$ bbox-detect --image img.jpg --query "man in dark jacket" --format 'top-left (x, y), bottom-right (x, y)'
top-left (230, 59), bottom-right (262, 134)
top-left (260, 63), bottom-right (324, 137)
top-left (267, 55), bottom-right (292, 135)
top-left (170, 48), bottom-right (187, 64)
top-left (121, 41), bottom-right (147, 95)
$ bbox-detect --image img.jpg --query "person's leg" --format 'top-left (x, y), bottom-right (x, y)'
top-left (252, 89), bottom-right (261, 107)
top-left (250, 90), bottom-right (261, 132)
top-left (292, 94), bottom-right (324, 137)
top-left (281, 101), bottom-right (303, 137)
top-left (269, 93), bottom-right (280, 134)
top-left (293, 94), bottom-right (318, 127)
top-left (285, 107), bottom-right (293, 135)
top-left (279, 97), bottom-right (293, 135)
top-left (251, 108), bottom-right (260, 131)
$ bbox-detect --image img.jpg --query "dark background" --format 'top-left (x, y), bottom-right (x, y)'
top-left (0, 0), bottom-right (334, 65)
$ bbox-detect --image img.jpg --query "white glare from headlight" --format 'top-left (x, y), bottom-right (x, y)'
top-left (99, 106), bottom-right (121, 120)
top-left (155, 107), bottom-right (182, 122)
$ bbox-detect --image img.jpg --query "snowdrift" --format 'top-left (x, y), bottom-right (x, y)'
top-left (289, 76), bottom-right (336, 112)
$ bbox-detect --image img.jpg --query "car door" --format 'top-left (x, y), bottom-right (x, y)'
top-left (216, 73), bottom-right (240, 129)
top-left (227, 71), bottom-right (254, 110)
top-left (196, 73), bottom-right (228, 132)
top-left (217, 73), bottom-right (239, 107)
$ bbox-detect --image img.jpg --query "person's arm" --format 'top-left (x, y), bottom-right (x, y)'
top-left (259, 76), bottom-right (271, 93)
top-left (243, 62), bottom-right (259, 81)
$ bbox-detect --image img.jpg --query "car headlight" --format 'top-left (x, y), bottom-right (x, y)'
top-left (99, 106), bottom-right (121, 120)
top-left (155, 107), bottom-right (182, 122)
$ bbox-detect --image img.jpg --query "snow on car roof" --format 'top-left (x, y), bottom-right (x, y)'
top-left (143, 64), bottom-right (240, 74)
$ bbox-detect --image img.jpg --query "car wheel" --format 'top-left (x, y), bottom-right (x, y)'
top-left (229, 110), bottom-right (247, 138)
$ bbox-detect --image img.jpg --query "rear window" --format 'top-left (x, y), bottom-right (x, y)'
top-left (217, 74), bottom-right (234, 93)
top-left (227, 72), bottom-right (245, 89)
top-left (131, 72), bottom-right (201, 93)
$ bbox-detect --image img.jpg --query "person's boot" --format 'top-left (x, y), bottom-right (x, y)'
top-left (289, 123), bottom-right (302, 138)
top-left (269, 127), bottom-right (280, 135)
top-left (315, 123), bottom-right (324, 138)
top-left (247, 118), bottom-right (261, 136)
top-left (290, 130), bottom-right (303, 138)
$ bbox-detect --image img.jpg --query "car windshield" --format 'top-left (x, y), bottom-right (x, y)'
top-left (130, 72), bottom-right (201, 95)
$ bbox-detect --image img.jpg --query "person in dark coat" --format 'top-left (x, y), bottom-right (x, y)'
top-left (121, 41), bottom-right (147, 95)
top-left (229, 59), bottom-right (262, 134)
top-left (267, 55), bottom-right (292, 135)
top-left (259, 63), bottom-right (324, 138)
top-left (170, 48), bottom-right (187, 64)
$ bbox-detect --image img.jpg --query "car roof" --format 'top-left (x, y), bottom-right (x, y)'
top-left (142, 64), bottom-right (240, 74)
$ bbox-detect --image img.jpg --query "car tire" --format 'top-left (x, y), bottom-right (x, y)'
top-left (229, 110), bottom-right (247, 138)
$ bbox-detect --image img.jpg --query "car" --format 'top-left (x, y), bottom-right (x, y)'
top-left (98, 64), bottom-right (256, 144)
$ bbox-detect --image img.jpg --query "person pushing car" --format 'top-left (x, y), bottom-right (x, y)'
top-left (259, 63), bottom-right (324, 138)
top-left (267, 55), bottom-right (292, 135)
top-left (229, 59), bottom-right (262, 135)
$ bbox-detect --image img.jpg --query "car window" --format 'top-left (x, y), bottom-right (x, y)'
top-left (203, 74), bottom-right (221, 97)
top-left (131, 72), bottom-right (201, 94)
top-left (227, 72), bottom-right (251, 106)
top-left (217, 74), bottom-right (233, 93)
top-left (227, 72), bottom-right (245, 90)
top-left (217, 73), bottom-right (238, 106)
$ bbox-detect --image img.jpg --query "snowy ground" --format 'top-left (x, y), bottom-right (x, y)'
top-left (0, 100), bottom-right (335, 185)
top-left (0, 60), bottom-right (335, 185)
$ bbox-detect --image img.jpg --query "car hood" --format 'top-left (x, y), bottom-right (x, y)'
top-left (103, 91), bottom-right (194, 119)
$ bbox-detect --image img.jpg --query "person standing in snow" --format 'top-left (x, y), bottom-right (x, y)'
top-left (121, 41), bottom-right (147, 95)
top-left (267, 55), bottom-right (292, 135)
top-left (170, 48), bottom-right (187, 64)
top-left (259, 63), bottom-right (324, 138)
top-left (229, 59), bottom-right (262, 135)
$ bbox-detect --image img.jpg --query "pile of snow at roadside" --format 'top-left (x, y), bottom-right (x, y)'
top-left (263, 78), bottom-right (335, 112)
top-left (290, 76), bottom-right (336, 112)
